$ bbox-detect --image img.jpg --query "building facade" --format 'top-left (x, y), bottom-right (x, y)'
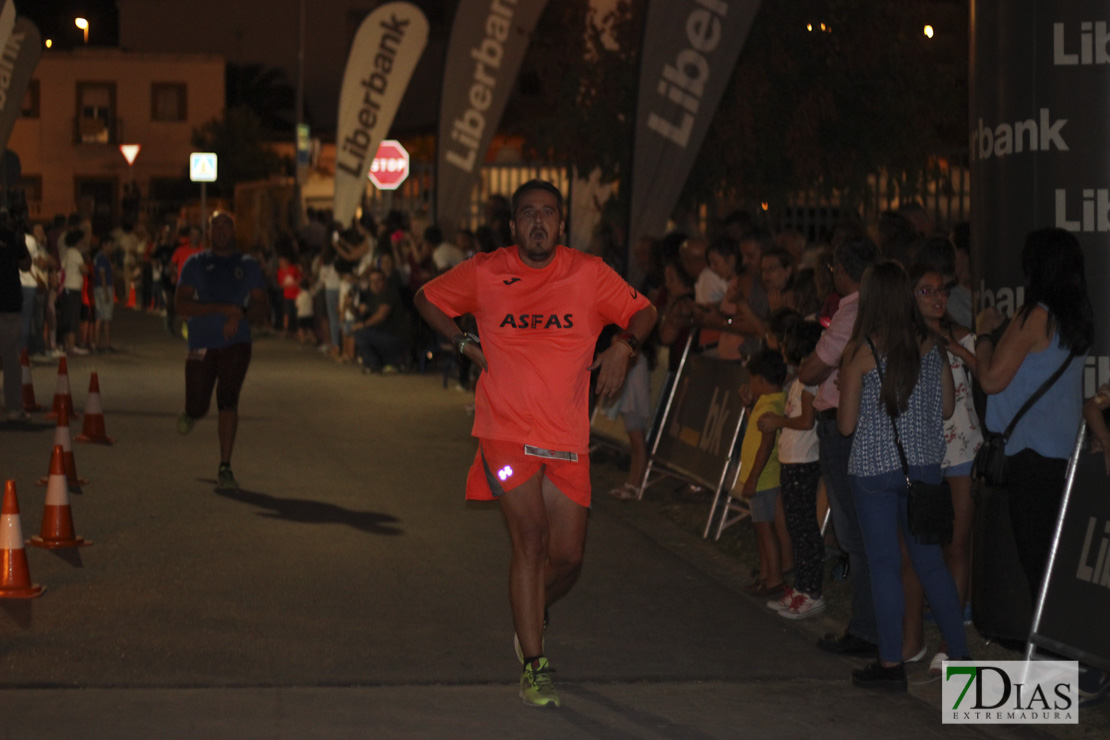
top-left (12, 47), bottom-right (224, 235)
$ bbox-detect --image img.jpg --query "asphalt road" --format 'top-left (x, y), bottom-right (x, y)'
top-left (0, 309), bottom-right (1054, 739)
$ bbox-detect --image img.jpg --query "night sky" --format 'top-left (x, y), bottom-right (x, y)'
top-left (18, 0), bottom-right (119, 49)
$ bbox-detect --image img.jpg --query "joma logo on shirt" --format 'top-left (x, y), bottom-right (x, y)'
top-left (499, 313), bottom-right (575, 329)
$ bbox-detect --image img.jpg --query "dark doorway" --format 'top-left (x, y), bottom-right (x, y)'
top-left (74, 177), bottom-right (118, 240)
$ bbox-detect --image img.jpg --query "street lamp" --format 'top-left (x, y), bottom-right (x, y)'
top-left (75, 17), bottom-right (88, 45)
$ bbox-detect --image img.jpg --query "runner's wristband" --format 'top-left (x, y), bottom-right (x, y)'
top-left (976, 333), bottom-right (994, 345)
top-left (617, 332), bottom-right (640, 357)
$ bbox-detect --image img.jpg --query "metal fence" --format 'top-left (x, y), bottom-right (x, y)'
top-left (780, 149), bottom-right (971, 241)
top-left (359, 151), bottom-right (971, 243)
top-left (360, 163), bottom-right (573, 233)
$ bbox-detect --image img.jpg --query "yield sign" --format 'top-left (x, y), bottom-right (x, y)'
top-left (119, 144), bottom-right (141, 165)
top-left (190, 152), bottom-right (218, 182)
top-left (368, 140), bottom-right (409, 191)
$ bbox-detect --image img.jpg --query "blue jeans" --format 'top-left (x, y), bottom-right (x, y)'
top-left (325, 289), bottom-right (341, 349)
top-left (852, 465), bottom-right (969, 664)
top-left (20, 286), bottom-right (39, 353)
top-left (817, 418), bottom-right (877, 644)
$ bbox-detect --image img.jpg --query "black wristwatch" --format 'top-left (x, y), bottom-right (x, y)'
top-left (453, 332), bottom-right (480, 355)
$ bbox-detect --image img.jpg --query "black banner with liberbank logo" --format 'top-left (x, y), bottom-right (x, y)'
top-left (971, 0), bottom-right (1110, 674)
top-left (1030, 423), bottom-right (1110, 673)
top-left (970, 1), bottom-right (1110, 395)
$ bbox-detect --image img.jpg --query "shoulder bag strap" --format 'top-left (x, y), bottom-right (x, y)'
top-left (866, 338), bottom-right (912, 486)
top-left (1000, 352), bottom-right (1077, 441)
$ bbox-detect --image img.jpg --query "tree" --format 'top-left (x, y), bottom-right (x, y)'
top-left (503, 0), bottom-right (644, 181)
top-left (191, 106), bottom-right (288, 198)
top-left (508, 0), bottom-right (967, 221)
top-left (226, 63), bottom-right (298, 134)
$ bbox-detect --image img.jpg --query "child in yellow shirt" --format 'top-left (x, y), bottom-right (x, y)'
top-left (736, 349), bottom-right (789, 597)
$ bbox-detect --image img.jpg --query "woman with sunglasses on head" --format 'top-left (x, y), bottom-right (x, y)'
top-left (902, 260), bottom-right (982, 674)
top-left (837, 260), bottom-right (969, 691)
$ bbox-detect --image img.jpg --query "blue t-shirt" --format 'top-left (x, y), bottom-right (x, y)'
top-left (178, 250), bottom-right (265, 350)
top-left (93, 252), bottom-right (112, 288)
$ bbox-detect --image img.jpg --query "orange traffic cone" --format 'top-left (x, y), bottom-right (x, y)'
top-left (20, 349), bottom-right (45, 412)
top-left (46, 356), bottom-right (78, 421)
top-left (0, 481), bottom-right (45, 599)
top-left (75, 372), bottom-right (115, 444)
top-left (126, 284), bottom-right (136, 309)
top-left (37, 405), bottom-right (88, 490)
top-left (29, 446), bottom-right (92, 549)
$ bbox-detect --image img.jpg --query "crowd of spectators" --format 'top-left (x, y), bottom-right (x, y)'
top-left (602, 205), bottom-right (1107, 703)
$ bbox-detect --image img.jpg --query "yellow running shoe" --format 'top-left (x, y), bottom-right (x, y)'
top-left (519, 657), bottom-right (559, 707)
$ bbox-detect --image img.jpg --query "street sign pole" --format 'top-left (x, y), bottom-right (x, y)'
top-left (201, 181), bottom-right (207, 246)
top-left (189, 152), bottom-right (218, 246)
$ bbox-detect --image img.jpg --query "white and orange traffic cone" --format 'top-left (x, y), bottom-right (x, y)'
top-left (37, 405), bottom-right (88, 491)
top-left (20, 349), bottom-right (45, 412)
top-left (75, 372), bottom-right (115, 445)
top-left (29, 446), bottom-right (92, 549)
top-left (46, 356), bottom-right (78, 421)
top-left (0, 480), bottom-right (45, 599)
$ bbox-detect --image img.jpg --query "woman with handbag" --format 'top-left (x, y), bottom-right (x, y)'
top-left (837, 261), bottom-right (969, 691)
top-left (973, 228), bottom-right (1092, 610)
top-left (905, 258), bottom-right (983, 674)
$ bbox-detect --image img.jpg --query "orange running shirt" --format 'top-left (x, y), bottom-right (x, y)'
top-left (423, 245), bottom-right (651, 453)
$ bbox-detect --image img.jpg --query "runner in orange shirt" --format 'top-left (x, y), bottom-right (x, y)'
top-left (416, 180), bottom-right (656, 708)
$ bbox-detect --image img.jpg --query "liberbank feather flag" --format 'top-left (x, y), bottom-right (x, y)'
top-left (334, 2), bottom-right (428, 226)
top-left (0, 2), bottom-right (16, 56)
top-left (0, 17), bottom-right (41, 150)
top-left (629, 0), bottom-right (761, 248)
top-left (436, 0), bottom-right (550, 229)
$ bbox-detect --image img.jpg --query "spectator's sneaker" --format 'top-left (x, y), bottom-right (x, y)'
top-left (176, 412), bottom-right (195, 435)
top-left (70, 346), bottom-right (90, 355)
top-left (766, 586), bottom-right (795, 611)
top-left (780, 593), bottom-right (827, 620)
top-left (514, 609), bottom-right (549, 664)
top-left (7, 410), bottom-right (30, 423)
top-left (381, 365), bottom-right (399, 374)
top-left (519, 657), bottom-right (559, 707)
top-left (1079, 667), bottom-right (1110, 708)
top-left (217, 464), bottom-right (239, 490)
top-left (851, 661), bottom-right (907, 692)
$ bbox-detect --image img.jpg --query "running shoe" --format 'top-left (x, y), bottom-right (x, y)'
top-left (514, 609), bottom-right (549, 664)
top-left (176, 411), bottom-right (194, 435)
top-left (217, 463), bottom-right (239, 490)
top-left (520, 657), bottom-right (559, 707)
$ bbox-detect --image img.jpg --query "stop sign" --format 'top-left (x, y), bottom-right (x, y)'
top-left (368, 140), bottom-right (410, 191)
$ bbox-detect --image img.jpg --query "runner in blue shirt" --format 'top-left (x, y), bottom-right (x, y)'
top-left (174, 212), bottom-right (268, 489)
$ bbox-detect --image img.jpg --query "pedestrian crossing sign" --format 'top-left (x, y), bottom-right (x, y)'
top-left (190, 152), bottom-right (218, 182)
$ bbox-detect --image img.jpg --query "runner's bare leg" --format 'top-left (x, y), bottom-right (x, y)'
top-left (499, 470), bottom-right (549, 658)
top-left (218, 408), bottom-right (238, 464)
top-left (541, 475), bottom-right (588, 606)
